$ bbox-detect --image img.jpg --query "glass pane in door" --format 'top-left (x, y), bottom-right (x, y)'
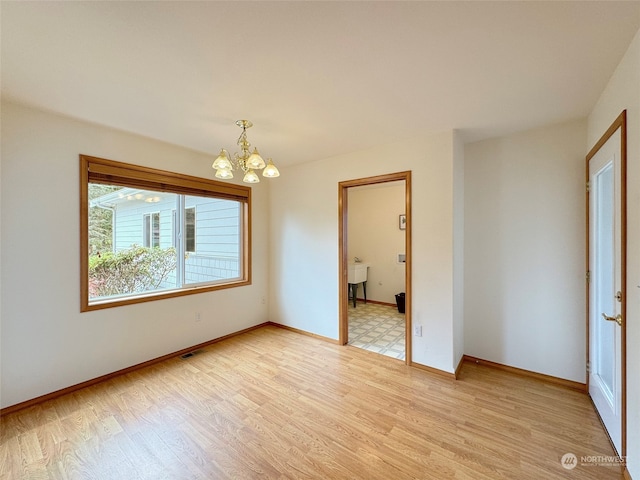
top-left (594, 163), bottom-right (615, 400)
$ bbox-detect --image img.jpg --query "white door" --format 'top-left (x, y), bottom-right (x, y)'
top-left (588, 127), bottom-right (623, 455)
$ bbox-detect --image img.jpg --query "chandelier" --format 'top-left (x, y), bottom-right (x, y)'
top-left (212, 120), bottom-right (280, 183)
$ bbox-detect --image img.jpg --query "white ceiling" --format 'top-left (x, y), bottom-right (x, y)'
top-left (2, 1), bottom-right (639, 167)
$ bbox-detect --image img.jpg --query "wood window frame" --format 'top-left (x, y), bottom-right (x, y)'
top-left (80, 154), bottom-right (252, 312)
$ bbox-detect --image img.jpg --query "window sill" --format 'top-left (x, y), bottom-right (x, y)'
top-left (82, 278), bottom-right (251, 312)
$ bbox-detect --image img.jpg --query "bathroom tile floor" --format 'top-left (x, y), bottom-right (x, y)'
top-left (348, 302), bottom-right (405, 360)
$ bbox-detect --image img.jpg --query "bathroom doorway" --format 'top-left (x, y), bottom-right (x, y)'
top-left (338, 171), bottom-right (411, 364)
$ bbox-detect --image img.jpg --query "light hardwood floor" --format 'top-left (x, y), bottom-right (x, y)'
top-left (0, 325), bottom-right (622, 479)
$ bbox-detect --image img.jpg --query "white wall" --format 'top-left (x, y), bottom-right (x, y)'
top-left (588, 27), bottom-right (640, 478)
top-left (347, 182), bottom-right (405, 304)
top-left (269, 131), bottom-right (460, 373)
top-left (0, 102), bottom-right (270, 408)
top-left (464, 119), bottom-right (587, 383)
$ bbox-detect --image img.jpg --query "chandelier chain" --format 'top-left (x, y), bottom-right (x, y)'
top-left (235, 125), bottom-right (251, 166)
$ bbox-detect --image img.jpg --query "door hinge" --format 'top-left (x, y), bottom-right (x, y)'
top-left (586, 270), bottom-right (591, 283)
top-left (587, 361), bottom-right (590, 373)
top-left (586, 181), bottom-right (590, 193)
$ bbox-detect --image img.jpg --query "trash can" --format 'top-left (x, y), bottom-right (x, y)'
top-left (395, 292), bottom-right (405, 313)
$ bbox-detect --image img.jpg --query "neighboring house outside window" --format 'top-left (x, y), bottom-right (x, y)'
top-left (81, 155), bottom-right (250, 311)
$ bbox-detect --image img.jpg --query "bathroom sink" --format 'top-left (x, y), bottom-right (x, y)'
top-left (348, 263), bottom-right (369, 284)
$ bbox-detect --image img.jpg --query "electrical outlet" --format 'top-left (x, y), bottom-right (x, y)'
top-left (261, 297), bottom-right (266, 304)
top-left (195, 312), bottom-right (201, 322)
top-left (414, 325), bottom-right (422, 337)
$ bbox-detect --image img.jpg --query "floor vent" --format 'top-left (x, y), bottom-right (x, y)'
top-left (180, 349), bottom-right (203, 360)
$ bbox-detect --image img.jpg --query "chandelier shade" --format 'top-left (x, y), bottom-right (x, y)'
top-left (263, 159), bottom-right (280, 178)
top-left (212, 120), bottom-right (280, 183)
top-left (212, 150), bottom-right (232, 171)
top-left (246, 148), bottom-right (266, 169)
top-left (243, 170), bottom-right (260, 183)
top-left (215, 168), bottom-right (233, 179)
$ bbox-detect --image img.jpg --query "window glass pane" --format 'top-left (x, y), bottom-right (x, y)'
top-left (88, 184), bottom-right (118, 256)
top-left (185, 207), bottom-right (196, 253)
top-left (142, 213), bottom-right (161, 247)
top-left (88, 184), bottom-right (178, 301)
top-left (595, 164), bottom-right (615, 397)
top-left (171, 210), bottom-right (177, 247)
top-left (152, 212), bottom-right (160, 248)
top-left (143, 214), bottom-right (151, 247)
top-left (184, 195), bottom-right (241, 285)
top-left (82, 155), bottom-right (250, 311)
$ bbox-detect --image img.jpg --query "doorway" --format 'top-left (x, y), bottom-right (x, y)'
top-left (338, 171), bottom-right (412, 365)
top-left (586, 110), bottom-right (626, 457)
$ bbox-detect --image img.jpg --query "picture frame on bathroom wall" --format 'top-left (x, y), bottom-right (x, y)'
top-left (399, 214), bottom-right (406, 230)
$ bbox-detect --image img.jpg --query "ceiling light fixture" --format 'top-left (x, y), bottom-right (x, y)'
top-left (212, 120), bottom-right (280, 183)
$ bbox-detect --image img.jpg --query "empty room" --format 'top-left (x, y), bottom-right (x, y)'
top-left (2, 1), bottom-right (640, 479)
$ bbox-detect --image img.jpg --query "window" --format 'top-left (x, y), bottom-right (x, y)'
top-left (80, 155), bottom-right (251, 311)
top-left (185, 207), bottom-right (196, 253)
top-left (143, 212), bottom-right (160, 248)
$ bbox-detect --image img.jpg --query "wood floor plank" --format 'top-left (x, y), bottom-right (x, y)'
top-left (1, 325), bottom-right (623, 479)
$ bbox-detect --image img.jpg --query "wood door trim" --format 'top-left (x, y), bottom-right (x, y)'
top-left (585, 109), bottom-right (627, 458)
top-left (338, 171), bottom-right (412, 365)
